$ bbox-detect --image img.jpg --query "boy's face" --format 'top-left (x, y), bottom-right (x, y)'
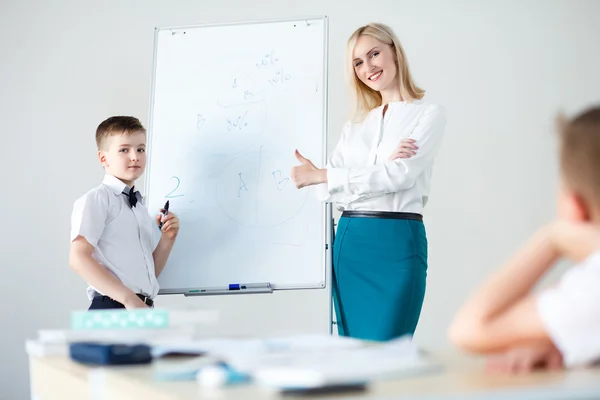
top-left (98, 131), bottom-right (147, 187)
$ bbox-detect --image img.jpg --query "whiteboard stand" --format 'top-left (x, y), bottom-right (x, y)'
top-left (145, 16), bottom-right (332, 333)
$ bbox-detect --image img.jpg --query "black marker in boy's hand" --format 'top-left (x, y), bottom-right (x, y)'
top-left (159, 200), bottom-right (169, 229)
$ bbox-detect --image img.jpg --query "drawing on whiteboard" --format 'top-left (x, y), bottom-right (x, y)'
top-left (271, 170), bottom-right (290, 191)
top-left (238, 173), bottom-right (249, 197)
top-left (196, 114), bottom-right (206, 130)
top-left (219, 75), bottom-right (264, 108)
top-left (243, 90), bottom-right (256, 100)
top-left (216, 147), bottom-right (308, 228)
top-left (188, 49), bottom-right (296, 156)
top-left (192, 74), bottom-right (267, 155)
top-left (226, 111), bottom-right (249, 131)
top-left (256, 49), bottom-right (279, 68)
top-left (254, 49), bottom-right (292, 86)
top-left (268, 69), bottom-right (292, 86)
top-left (165, 176), bottom-right (185, 198)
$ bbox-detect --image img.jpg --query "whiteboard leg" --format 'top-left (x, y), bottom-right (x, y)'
top-left (327, 203), bottom-right (334, 335)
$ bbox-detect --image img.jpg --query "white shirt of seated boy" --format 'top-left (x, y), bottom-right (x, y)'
top-left (537, 250), bottom-right (600, 367)
top-left (71, 174), bottom-right (161, 300)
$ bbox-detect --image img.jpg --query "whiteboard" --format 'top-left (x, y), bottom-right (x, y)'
top-left (145, 17), bottom-right (330, 294)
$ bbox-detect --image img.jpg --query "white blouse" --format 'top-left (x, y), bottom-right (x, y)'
top-left (316, 99), bottom-right (446, 214)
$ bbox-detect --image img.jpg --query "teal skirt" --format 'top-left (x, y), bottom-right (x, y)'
top-left (332, 212), bottom-right (428, 341)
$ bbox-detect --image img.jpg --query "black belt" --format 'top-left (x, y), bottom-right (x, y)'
top-left (342, 210), bottom-right (423, 221)
top-left (94, 293), bottom-right (154, 307)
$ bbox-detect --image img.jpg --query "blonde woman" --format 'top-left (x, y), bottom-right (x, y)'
top-left (291, 23), bottom-right (446, 341)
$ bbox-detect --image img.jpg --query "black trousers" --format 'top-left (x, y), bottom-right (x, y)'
top-left (88, 294), bottom-right (154, 311)
top-left (88, 296), bottom-right (126, 310)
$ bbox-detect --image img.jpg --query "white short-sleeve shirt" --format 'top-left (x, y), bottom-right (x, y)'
top-left (70, 174), bottom-right (161, 300)
top-left (537, 251), bottom-right (600, 367)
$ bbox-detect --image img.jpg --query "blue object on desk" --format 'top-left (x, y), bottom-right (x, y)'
top-left (196, 363), bottom-right (251, 387)
top-left (69, 342), bottom-right (152, 365)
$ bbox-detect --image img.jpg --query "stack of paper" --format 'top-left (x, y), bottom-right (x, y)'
top-left (150, 334), bottom-right (442, 389)
top-left (214, 336), bottom-right (442, 388)
top-left (248, 337), bottom-right (443, 388)
top-left (152, 334), bottom-right (363, 359)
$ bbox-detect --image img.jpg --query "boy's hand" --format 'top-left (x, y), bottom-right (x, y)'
top-left (156, 210), bottom-right (180, 240)
top-left (123, 293), bottom-right (149, 310)
top-left (485, 342), bottom-right (563, 374)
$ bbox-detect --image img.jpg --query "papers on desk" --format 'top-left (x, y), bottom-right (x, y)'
top-left (236, 336), bottom-right (442, 389)
top-left (152, 334), bottom-right (442, 389)
top-left (151, 333), bottom-right (362, 358)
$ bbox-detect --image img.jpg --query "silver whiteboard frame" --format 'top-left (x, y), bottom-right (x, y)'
top-left (145, 16), bottom-right (332, 322)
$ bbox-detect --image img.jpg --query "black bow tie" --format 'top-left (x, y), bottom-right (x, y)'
top-left (123, 186), bottom-right (138, 208)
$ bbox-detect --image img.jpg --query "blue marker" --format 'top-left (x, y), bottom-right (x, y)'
top-left (228, 283), bottom-right (271, 290)
top-left (184, 283), bottom-right (273, 296)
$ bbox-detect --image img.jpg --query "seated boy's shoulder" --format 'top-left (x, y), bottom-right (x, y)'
top-left (540, 250), bottom-right (600, 303)
top-left (570, 250), bottom-right (600, 280)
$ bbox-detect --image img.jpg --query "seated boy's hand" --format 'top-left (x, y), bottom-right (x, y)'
top-left (156, 210), bottom-right (180, 240)
top-left (485, 342), bottom-right (563, 374)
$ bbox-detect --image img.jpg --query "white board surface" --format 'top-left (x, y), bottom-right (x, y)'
top-left (146, 17), bottom-right (329, 293)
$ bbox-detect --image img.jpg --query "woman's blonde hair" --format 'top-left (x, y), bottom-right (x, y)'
top-left (346, 22), bottom-right (425, 121)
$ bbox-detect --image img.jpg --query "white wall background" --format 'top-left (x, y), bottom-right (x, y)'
top-left (2, 0), bottom-right (600, 398)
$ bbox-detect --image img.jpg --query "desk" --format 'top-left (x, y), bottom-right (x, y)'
top-left (29, 352), bottom-right (600, 399)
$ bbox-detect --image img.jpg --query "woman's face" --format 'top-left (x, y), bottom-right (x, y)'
top-left (352, 35), bottom-right (398, 92)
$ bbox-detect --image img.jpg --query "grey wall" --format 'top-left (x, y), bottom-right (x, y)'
top-left (2, 0), bottom-right (600, 398)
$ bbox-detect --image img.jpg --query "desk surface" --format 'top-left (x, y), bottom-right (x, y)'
top-left (29, 352), bottom-right (600, 400)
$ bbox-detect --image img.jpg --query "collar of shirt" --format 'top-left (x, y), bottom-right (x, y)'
top-left (102, 174), bottom-right (143, 202)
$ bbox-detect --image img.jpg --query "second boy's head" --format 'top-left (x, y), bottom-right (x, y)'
top-left (96, 116), bottom-right (147, 187)
top-left (557, 106), bottom-right (600, 222)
